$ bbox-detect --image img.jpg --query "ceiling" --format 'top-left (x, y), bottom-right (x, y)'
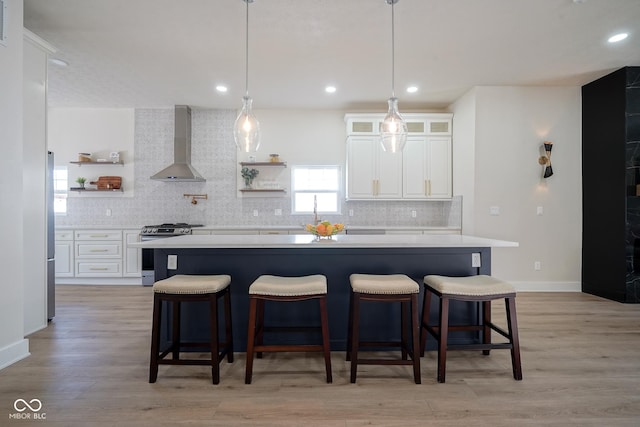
top-left (23, 0), bottom-right (640, 111)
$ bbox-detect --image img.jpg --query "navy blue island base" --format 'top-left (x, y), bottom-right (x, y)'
top-left (151, 242), bottom-right (495, 351)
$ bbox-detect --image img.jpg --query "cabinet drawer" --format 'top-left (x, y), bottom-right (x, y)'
top-left (75, 242), bottom-right (122, 258)
top-left (55, 231), bottom-right (74, 241)
top-left (75, 230), bottom-right (122, 240)
top-left (75, 261), bottom-right (123, 277)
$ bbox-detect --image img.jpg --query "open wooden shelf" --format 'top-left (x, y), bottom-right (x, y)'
top-left (239, 188), bottom-right (286, 193)
top-left (70, 188), bottom-right (123, 192)
top-left (70, 161), bottom-right (124, 166)
top-left (240, 162), bottom-right (286, 167)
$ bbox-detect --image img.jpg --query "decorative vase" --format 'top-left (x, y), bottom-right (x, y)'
top-left (244, 178), bottom-right (253, 188)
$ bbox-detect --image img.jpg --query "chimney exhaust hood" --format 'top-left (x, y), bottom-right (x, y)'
top-left (150, 105), bottom-right (205, 182)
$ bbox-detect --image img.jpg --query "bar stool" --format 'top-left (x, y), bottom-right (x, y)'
top-left (245, 274), bottom-right (332, 384)
top-left (149, 274), bottom-right (233, 384)
top-left (347, 274), bottom-right (421, 384)
top-left (420, 274), bottom-right (522, 383)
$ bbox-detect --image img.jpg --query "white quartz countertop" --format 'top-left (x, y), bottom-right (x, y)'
top-left (129, 234), bottom-right (518, 249)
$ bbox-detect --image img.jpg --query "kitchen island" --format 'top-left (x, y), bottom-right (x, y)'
top-left (131, 234), bottom-right (518, 351)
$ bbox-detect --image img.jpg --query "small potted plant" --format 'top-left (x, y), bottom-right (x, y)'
top-left (75, 177), bottom-right (87, 189)
top-left (241, 167), bottom-right (259, 188)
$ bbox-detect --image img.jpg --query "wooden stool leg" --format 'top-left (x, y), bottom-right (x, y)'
top-left (171, 300), bottom-right (181, 360)
top-left (245, 297), bottom-right (258, 384)
top-left (149, 293), bottom-right (162, 383)
top-left (224, 288), bottom-right (234, 363)
top-left (346, 289), bottom-right (354, 361)
top-left (482, 300), bottom-right (492, 356)
top-left (209, 293), bottom-right (220, 385)
top-left (319, 296), bottom-right (332, 383)
top-left (401, 299), bottom-right (408, 360)
top-left (256, 299), bottom-right (265, 359)
top-left (349, 293), bottom-right (361, 384)
top-left (420, 288), bottom-right (432, 356)
top-left (506, 297), bottom-right (523, 380)
top-left (410, 293), bottom-right (421, 384)
top-left (437, 296), bottom-right (450, 383)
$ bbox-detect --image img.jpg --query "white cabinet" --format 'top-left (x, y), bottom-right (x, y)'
top-left (54, 231), bottom-right (74, 277)
top-left (347, 136), bottom-right (403, 199)
top-left (74, 229), bottom-right (123, 278)
top-left (403, 136), bottom-right (452, 199)
top-left (123, 230), bottom-right (142, 277)
top-left (345, 113), bottom-right (452, 200)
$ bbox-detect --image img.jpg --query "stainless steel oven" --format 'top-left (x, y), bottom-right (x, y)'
top-left (140, 223), bottom-right (197, 285)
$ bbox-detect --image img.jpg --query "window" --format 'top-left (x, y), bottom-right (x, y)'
top-left (53, 167), bottom-right (68, 215)
top-left (291, 166), bottom-right (341, 214)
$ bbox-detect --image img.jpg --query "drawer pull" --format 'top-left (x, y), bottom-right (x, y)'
top-left (89, 249), bottom-right (109, 252)
top-left (90, 234), bottom-right (109, 238)
top-left (89, 267), bottom-right (109, 271)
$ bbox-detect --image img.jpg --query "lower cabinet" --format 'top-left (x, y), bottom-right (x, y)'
top-left (55, 228), bottom-right (142, 281)
top-left (54, 231), bottom-right (74, 277)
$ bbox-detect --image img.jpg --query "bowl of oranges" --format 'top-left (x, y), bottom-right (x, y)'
top-left (305, 221), bottom-right (345, 240)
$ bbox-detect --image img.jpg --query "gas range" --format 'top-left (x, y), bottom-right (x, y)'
top-left (140, 223), bottom-right (203, 237)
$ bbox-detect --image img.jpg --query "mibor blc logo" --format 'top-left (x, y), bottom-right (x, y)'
top-left (9, 398), bottom-right (46, 420)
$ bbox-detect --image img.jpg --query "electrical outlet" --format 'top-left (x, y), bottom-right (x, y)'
top-left (105, 208), bottom-right (112, 216)
top-left (534, 261), bottom-right (541, 271)
top-left (253, 210), bottom-right (258, 217)
top-left (167, 255), bottom-right (178, 270)
top-left (274, 209), bottom-right (282, 216)
top-left (536, 206), bottom-right (544, 216)
top-left (472, 253), bottom-right (481, 267)
top-left (411, 210), bottom-right (417, 218)
top-left (349, 209), bottom-right (354, 217)
top-left (490, 206), bottom-right (500, 216)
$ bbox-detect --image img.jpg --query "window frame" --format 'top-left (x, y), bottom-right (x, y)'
top-left (290, 165), bottom-right (342, 216)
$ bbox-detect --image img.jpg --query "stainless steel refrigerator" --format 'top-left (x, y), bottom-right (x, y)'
top-left (47, 151), bottom-right (55, 320)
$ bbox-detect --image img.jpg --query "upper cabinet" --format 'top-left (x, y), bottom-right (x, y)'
top-left (345, 113), bottom-right (453, 200)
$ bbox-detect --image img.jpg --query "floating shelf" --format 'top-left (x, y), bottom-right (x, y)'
top-left (239, 189), bottom-right (286, 193)
top-left (70, 188), bottom-right (123, 192)
top-left (70, 161), bottom-right (124, 166)
top-left (240, 162), bottom-right (286, 167)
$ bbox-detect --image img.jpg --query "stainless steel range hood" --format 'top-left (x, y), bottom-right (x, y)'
top-left (150, 105), bottom-right (205, 182)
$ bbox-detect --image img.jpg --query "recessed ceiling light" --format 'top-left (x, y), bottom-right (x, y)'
top-left (325, 85), bottom-right (337, 94)
top-left (608, 33), bottom-right (628, 43)
top-left (406, 86), bottom-right (418, 93)
top-left (48, 58), bottom-right (68, 67)
top-left (215, 85), bottom-right (228, 93)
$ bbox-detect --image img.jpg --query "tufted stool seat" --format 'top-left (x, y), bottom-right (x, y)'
top-left (347, 274), bottom-right (421, 384)
top-left (420, 274), bottom-right (522, 383)
top-left (149, 274), bottom-right (233, 384)
top-left (245, 275), bottom-right (332, 384)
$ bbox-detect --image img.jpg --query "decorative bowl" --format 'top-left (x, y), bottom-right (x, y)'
top-left (305, 221), bottom-right (345, 239)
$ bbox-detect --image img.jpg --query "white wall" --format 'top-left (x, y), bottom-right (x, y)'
top-left (0, 0), bottom-right (29, 369)
top-left (451, 86), bottom-right (582, 291)
top-left (23, 30), bottom-right (54, 335)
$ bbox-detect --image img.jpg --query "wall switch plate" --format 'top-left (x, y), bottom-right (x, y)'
top-left (167, 255), bottom-right (178, 270)
top-left (534, 261), bottom-right (541, 271)
top-left (472, 253), bottom-right (481, 267)
top-left (274, 209), bottom-right (282, 216)
top-left (490, 206), bottom-right (500, 216)
top-left (349, 209), bottom-right (354, 217)
top-left (105, 208), bottom-right (112, 216)
top-left (411, 210), bottom-right (417, 218)
top-left (253, 210), bottom-right (258, 217)
top-left (536, 206), bottom-right (544, 216)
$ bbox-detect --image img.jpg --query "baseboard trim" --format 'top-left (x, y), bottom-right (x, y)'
top-left (56, 278), bottom-right (142, 285)
top-left (0, 339), bottom-right (30, 371)
top-left (511, 281), bottom-right (581, 292)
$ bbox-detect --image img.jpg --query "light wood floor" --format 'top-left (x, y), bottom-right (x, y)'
top-left (1, 286), bottom-right (640, 426)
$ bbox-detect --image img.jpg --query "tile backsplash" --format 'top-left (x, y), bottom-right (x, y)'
top-left (56, 108), bottom-right (461, 229)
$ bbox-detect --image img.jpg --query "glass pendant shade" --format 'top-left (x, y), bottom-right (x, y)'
top-left (380, 97), bottom-right (408, 153)
top-left (234, 96), bottom-right (261, 153)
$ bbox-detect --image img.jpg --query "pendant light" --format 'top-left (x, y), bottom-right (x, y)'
top-left (234, 0), bottom-right (261, 153)
top-left (380, 0), bottom-right (407, 153)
